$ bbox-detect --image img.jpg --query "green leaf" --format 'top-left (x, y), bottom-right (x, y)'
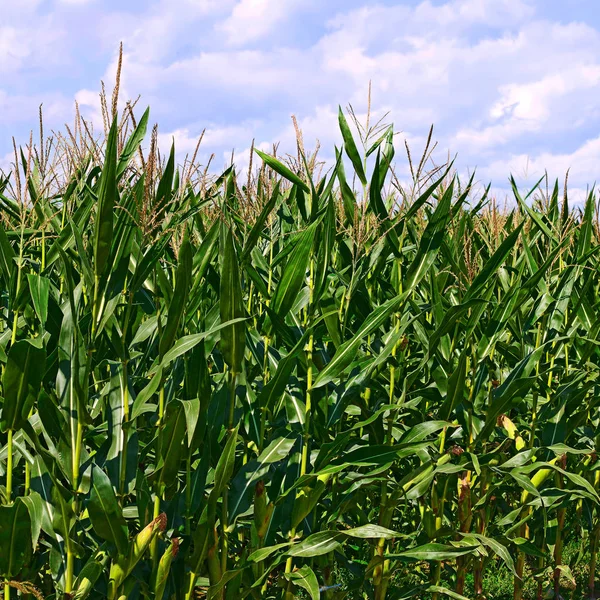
top-left (511, 175), bottom-right (556, 241)
top-left (270, 218), bottom-right (320, 318)
top-left (255, 149), bottom-right (309, 193)
top-left (399, 421), bottom-right (454, 445)
top-left (0, 498), bottom-right (33, 577)
top-left (425, 586), bottom-right (471, 600)
top-left (1, 339), bottom-right (46, 432)
top-left (345, 524), bottom-right (398, 538)
top-left (463, 222), bottom-right (524, 302)
top-left (256, 329), bottom-right (311, 409)
top-left (387, 543), bottom-right (478, 561)
top-left (26, 273), bottom-right (50, 326)
top-left (0, 220), bottom-right (15, 284)
top-left (284, 565), bottom-right (320, 600)
top-left (156, 401), bottom-right (187, 491)
top-left (439, 352), bottom-right (467, 420)
top-left (180, 397), bottom-right (201, 449)
top-left (117, 107), bottom-right (149, 180)
top-left (229, 434), bottom-right (296, 521)
top-left (73, 554), bottom-right (108, 600)
top-left (248, 542), bottom-right (290, 562)
top-left (131, 367), bottom-right (163, 420)
top-left (241, 181), bottom-right (280, 262)
top-left (220, 223), bottom-right (246, 373)
top-left (289, 523), bottom-right (398, 558)
top-left (314, 294), bottom-right (405, 388)
top-left (479, 338), bottom-right (565, 440)
top-left (210, 424), bottom-right (239, 505)
top-left (288, 531), bottom-right (344, 558)
top-left (404, 180), bottom-right (455, 292)
top-left (155, 142), bottom-right (176, 218)
top-left (150, 317), bottom-right (248, 375)
top-left (338, 106), bottom-right (367, 186)
top-left (19, 491), bottom-right (44, 549)
top-left (461, 533), bottom-right (516, 576)
top-left (88, 466), bottom-right (129, 555)
top-left (159, 229), bottom-right (193, 358)
top-left (94, 115), bottom-right (118, 278)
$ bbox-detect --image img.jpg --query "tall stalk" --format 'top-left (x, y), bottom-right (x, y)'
top-left (284, 256), bottom-right (315, 599)
top-left (221, 368), bottom-right (237, 575)
top-left (374, 315), bottom-right (400, 600)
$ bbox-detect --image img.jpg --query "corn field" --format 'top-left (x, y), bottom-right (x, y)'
top-left (1, 94), bottom-right (600, 600)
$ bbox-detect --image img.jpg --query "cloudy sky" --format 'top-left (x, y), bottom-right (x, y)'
top-left (2, 0), bottom-right (600, 200)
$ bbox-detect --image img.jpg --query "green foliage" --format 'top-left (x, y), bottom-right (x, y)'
top-left (0, 99), bottom-right (599, 600)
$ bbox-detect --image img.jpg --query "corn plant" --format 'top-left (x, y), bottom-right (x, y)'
top-left (0, 84), bottom-right (599, 600)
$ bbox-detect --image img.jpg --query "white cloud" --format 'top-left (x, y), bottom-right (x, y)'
top-left (1, 0), bottom-right (44, 17)
top-left (413, 0), bottom-right (535, 28)
top-left (482, 135), bottom-right (600, 186)
top-left (0, 20), bottom-right (66, 73)
top-left (0, 153), bottom-right (12, 173)
top-left (157, 122), bottom-right (259, 158)
top-left (0, 89), bottom-right (71, 125)
top-left (453, 66), bottom-right (600, 150)
top-left (217, 0), bottom-right (304, 46)
top-left (56, 0), bottom-right (95, 5)
top-left (491, 65), bottom-right (600, 123)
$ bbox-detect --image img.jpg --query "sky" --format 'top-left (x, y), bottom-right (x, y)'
top-left (2, 0), bottom-right (600, 201)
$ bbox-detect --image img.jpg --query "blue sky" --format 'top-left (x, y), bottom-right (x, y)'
top-left (3, 0), bottom-right (600, 200)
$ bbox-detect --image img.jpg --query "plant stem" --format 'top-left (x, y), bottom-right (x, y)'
top-left (157, 385), bottom-right (165, 427)
top-left (119, 360), bottom-right (130, 499)
top-left (589, 515), bottom-right (599, 598)
top-left (374, 320), bottom-right (402, 600)
top-left (221, 369), bottom-right (237, 576)
top-left (151, 384), bottom-right (166, 567)
top-left (6, 428), bottom-right (13, 503)
top-left (284, 257), bottom-right (315, 599)
top-left (300, 333), bottom-right (313, 478)
top-left (185, 451), bottom-right (192, 536)
top-left (554, 456), bottom-right (567, 596)
top-left (10, 230), bottom-right (25, 348)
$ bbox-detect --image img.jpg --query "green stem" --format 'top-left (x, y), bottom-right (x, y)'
top-left (151, 384), bottom-right (166, 567)
top-left (300, 333), bottom-right (313, 478)
top-left (374, 317), bottom-right (400, 600)
top-left (589, 515), bottom-right (599, 598)
top-left (284, 257), bottom-right (315, 599)
top-left (300, 257), bottom-right (315, 476)
top-left (6, 429), bottom-right (13, 504)
top-left (151, 493), bottom-right (161, 569)
top-left (185, 451), bottom-right (192, 536)
top-left (63, 487), bottom-right (76, 594)
top-left (259, 336), bottom-right (270, 452)
top-left (283, 536), bottom-right (297, 600)
top-left (228, 370), bottom-right (237, 431)
top-left (73, 421), bottom-right (83, 492)
top-left (554, 459), bottom-right (566, 596)
top-left (10, 229), bottom-right (24, 347)
top-left (157, 385), bottom-right (165, 426)
top-left (119, 360), bottom-right (130, 499)
top-left (221, 369), bottom-right (237, 576)
top-left (24, 461), bottom-right (30, 496)
top-left (4, 429), bottom-right (13, 600)
top-left (92, 275), bottom-right (100, 339)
